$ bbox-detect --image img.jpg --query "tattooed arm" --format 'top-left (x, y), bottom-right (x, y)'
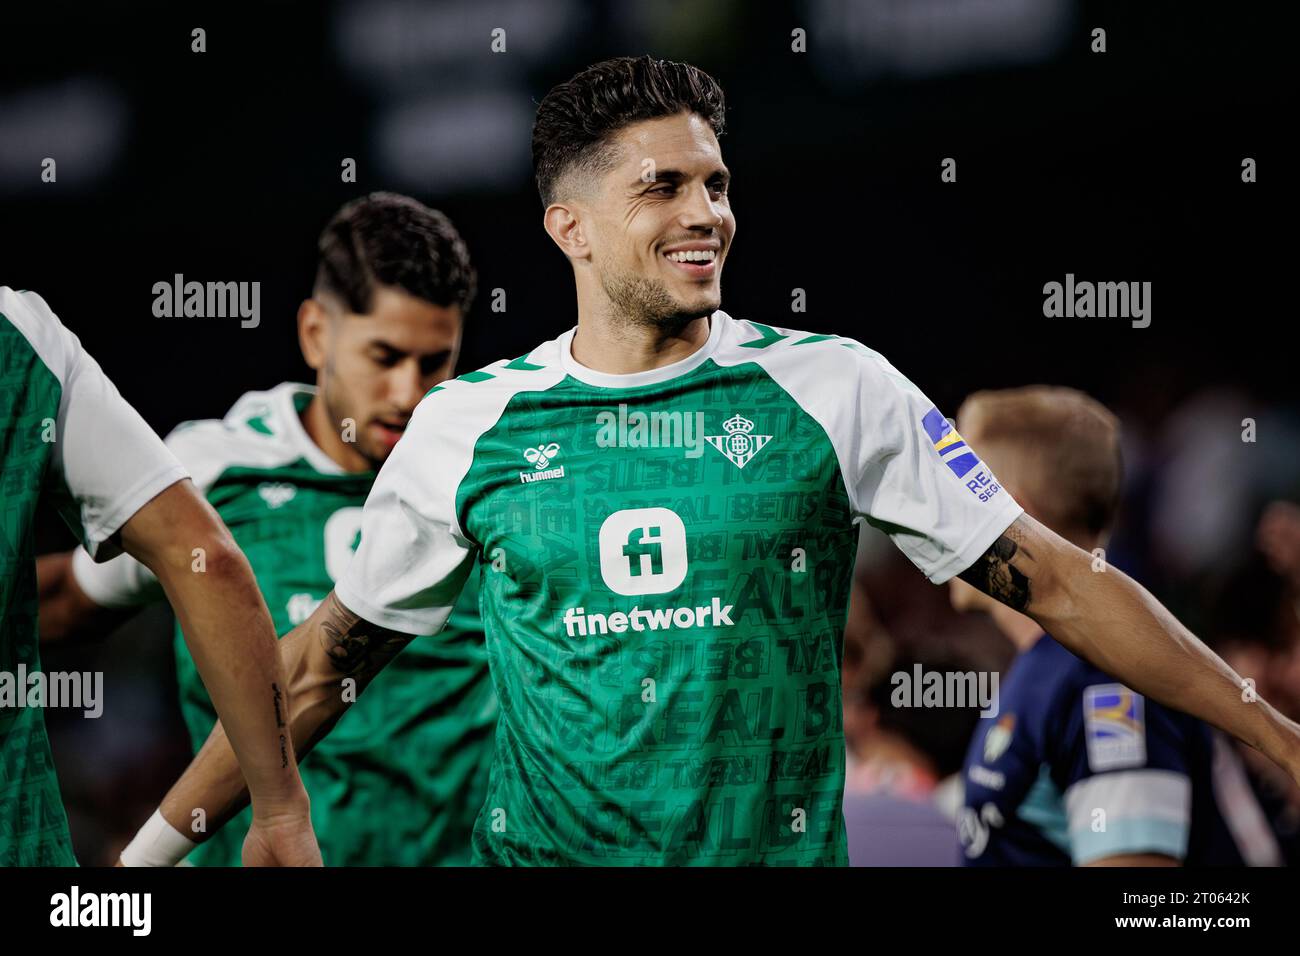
top-left (114, 480), bottom-right (317, 867)
top-left (959, 514), bottom-right (1300, 784)
top-left (153, 590), bottom-right (416, 863)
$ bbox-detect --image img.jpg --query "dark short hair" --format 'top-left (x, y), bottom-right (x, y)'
top-left (532, 55), bottom-right (726, 207)
top-left (314, 192), bottom-right (476, 315)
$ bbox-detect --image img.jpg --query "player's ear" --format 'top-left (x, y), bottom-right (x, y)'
top-left (298, 298), bottom-right (329, 371)
top-left (542, 202), bottom-right (591, 262)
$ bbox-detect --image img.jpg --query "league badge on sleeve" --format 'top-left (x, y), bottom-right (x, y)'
top-left (921, 407), bottom-right (980, 478)
top-left (920, 407), bottom-right (1003, 502)
top-left (1082, 683), bottom-right (1147, 771)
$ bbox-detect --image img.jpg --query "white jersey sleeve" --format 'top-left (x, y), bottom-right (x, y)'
top-left (71, 381), bottom-right (335, 608)
top-left (70, 529), bottom-right (164, 607)
top-left (841, 339), bottom-right (1024, 582)
top-left (335, 360), bottom-right (565, 635)
top-left (71, 423), bottom-right (202, 607)
top-left (1, 287), bottom-right (188, 562)
top-left (719, 322), bottom-right (1023, 583)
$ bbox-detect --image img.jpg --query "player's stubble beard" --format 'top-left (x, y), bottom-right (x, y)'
top-left (598, 261), bottom-right (719, 336)
top-left (320, 356), bottom-right (389, 472)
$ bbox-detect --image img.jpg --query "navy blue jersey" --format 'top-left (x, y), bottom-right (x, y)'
top-left (959, 633), bottom-right (1243, 866)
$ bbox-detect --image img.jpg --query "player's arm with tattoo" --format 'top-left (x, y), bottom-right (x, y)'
top-left (959, 514), bottom-right (1300, 785)
top-left (116, 480), bottom-right (318, 866)
top-left (156, 590), bottom-right (416, 853)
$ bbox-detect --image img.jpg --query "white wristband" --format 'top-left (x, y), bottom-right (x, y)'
top-left (119, 809), bottom-right (197, 867)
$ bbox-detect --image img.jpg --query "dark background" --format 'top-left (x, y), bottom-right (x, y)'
top-left (2, 0), bottom-right (1296, 863)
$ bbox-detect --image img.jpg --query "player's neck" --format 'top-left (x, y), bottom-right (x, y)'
top-left (991, 603), bottom-right (1046, 653)
top-left (301, 394), bottom-right (371, 473)
top-left (570, 297), bottom-right (712, 375)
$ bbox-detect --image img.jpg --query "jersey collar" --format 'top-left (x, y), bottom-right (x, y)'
top-left (557, 310), bottom-right (726, 389)
top-left (273, 382), bottom-right (347, 475)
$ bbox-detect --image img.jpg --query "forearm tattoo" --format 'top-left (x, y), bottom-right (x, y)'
top-left (272, 682), bottom-right (288, 767)
top-left (318, 593), bottom-right (412, 678)
top-left (958, 518), bottom-right (1034, 612)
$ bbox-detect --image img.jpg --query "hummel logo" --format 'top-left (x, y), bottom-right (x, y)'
top-left (520, 442), bottom-right (565, 484)
top-left (705, 414), bottom-right (772, 469)
top-left (523, 442), bottom-right (560, 470)
top-left (258, 482), bottom-right (297, 509)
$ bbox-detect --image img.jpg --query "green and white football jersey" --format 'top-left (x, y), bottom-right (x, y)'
top-left (73, 382), bottom-right (495, 866)
top-left (335, 310), bottom-right (1023, 865)
top-left (1, 287), bottom-right (188, 865)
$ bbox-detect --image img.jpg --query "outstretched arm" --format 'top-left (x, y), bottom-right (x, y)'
top-left (959, 514), bottom-right (1300, 784)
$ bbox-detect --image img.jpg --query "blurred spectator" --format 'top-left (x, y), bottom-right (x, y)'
top-left (1209, 510), bottom-right (1300, 864)
top-left (842, 580), bottom-right (989, 866)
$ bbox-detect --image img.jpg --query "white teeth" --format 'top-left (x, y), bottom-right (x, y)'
top-left (666, 250), bottom-right (717, 263)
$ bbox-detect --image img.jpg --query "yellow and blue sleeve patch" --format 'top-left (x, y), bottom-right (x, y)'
top-left (921, 407), bottom-right (981, 479)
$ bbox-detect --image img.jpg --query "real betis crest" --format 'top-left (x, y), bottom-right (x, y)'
top-left (705, 413), bottom-right (772, 469)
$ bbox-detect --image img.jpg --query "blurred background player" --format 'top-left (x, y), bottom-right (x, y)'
top-left (949, 386), bottom-right (1278, 866)
top-left (35, 194), bottom-right (494, 865)
top-left (1, 286), bottom-right (318, 866)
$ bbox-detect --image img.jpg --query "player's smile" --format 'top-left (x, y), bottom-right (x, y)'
top-left (660, 240), bottom-right (721, 279)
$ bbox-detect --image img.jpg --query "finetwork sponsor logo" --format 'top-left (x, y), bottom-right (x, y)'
top-left (563, 599), bottom-right (735, 637)
top-left (890, 663), bottom-right (999, 718)
top-left (572, 505), bottom-right (734, 636)
top-left (520, 442), bottom-right (565, 483)
top-left (151, 274), bottom-right (260, 328)
top-left (50, 886), bottom-right (151, 936)
top-left (595, 404), bottom-right (707, 458)
top-left (598, 508), bottom-right (687, 595)
top-left (0, 666), bottom-right (102, 718)
top-left (705, 413), bottom-right (772, 469)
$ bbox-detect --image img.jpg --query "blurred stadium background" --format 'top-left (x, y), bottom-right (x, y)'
top-left (2, 0), bottom-right (1296, 864)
